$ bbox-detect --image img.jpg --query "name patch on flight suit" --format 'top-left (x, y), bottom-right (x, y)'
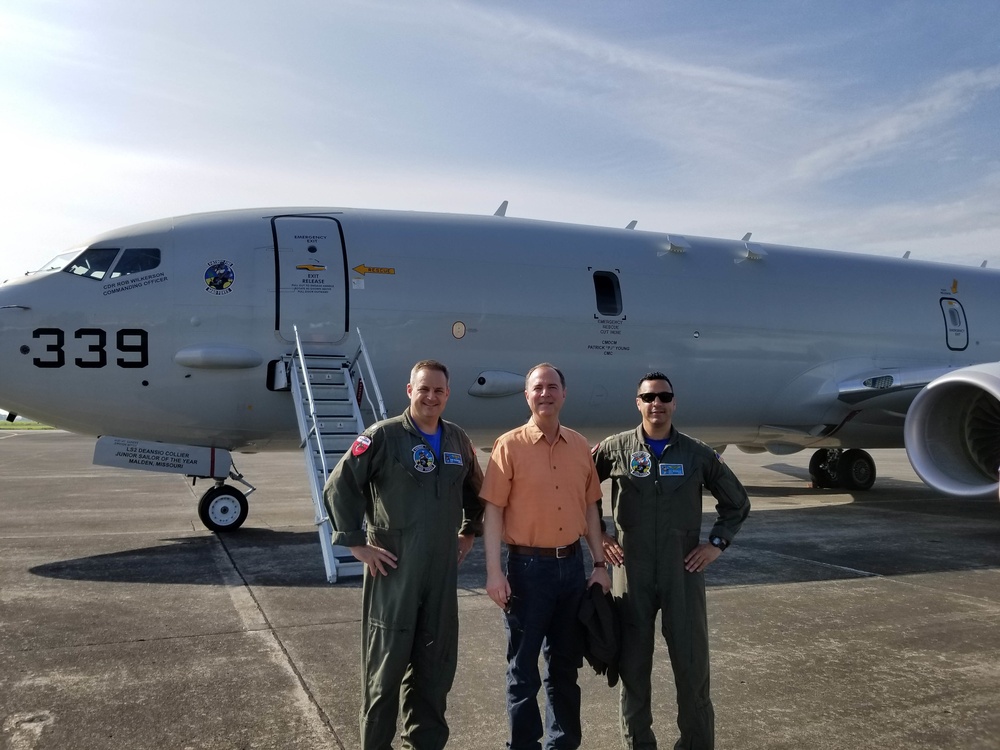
top-left (443, 452), bottom-right (463, 466)
top-left (413, 445), bottom-right (436, 473)
top-left (659, 463), bottom-right (684, 476)
top-left (629, 451), bottom-right (652, 477)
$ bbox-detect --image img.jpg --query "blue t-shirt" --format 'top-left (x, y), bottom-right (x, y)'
top-left (645, 436), bottom-right (670, 458)
top-left (417, 423), bottom-right (443, 458)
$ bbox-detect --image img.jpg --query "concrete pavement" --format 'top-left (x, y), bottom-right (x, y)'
top-left (2, 430), bottom-right (1000, 749)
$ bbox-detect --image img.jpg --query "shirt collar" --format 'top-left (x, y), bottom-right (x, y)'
top-left (526, 419), bottom-right (565, 445)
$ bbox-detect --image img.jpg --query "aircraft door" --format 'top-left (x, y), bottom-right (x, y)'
top-left (272, 216), bottom-right (348, 345)
top-left (939, 297), bottom-right (968, 351)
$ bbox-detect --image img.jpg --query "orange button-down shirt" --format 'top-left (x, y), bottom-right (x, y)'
top-left (481, 420), bottom-right (602, 547)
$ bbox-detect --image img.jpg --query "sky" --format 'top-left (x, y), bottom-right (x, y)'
top-left (1, 0), bottom-right (999, 283)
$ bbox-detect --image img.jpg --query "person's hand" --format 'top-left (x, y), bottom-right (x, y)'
top-left (684, 543), bottom-right (722, 573)
top-left (457, 533), bottom-right (475, 565)
top-left (486, 570), bottom-right (511, 610)
top-left (588, 565), bottom-right (612, 593)
top-left (602, 533), bottom-right (624, 567)
top-left (349, 543), bottom-right (398, 577)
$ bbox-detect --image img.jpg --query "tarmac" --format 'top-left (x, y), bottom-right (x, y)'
top-left (2, 430), bottom-right (1000, 750)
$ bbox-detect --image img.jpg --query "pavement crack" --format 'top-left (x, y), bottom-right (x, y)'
top-left (213, 533), bottom-right (347, 750)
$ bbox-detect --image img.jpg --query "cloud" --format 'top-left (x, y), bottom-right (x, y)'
top-left (792, 65), bottom-right (1000, 181)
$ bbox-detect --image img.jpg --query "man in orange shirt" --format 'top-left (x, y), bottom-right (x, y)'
top-left (482, 363), bottom-right (611, 750)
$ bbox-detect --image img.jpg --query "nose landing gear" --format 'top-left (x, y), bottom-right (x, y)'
top-left (194, 466), bottom-right (256, 532)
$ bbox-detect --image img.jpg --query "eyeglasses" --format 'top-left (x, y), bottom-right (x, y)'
top-left (638, 391), bottom-right (674, 403)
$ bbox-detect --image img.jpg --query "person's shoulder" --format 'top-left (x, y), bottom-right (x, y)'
top-left (597, 429), bottom-right (635, 448)
top-left (373, 413), bottom-right (405, 430)
top-left (495, 423), bottom-right (530, 443)
top-left (559, 425), bottom-right (593, 448)
top-left (676, 430), bottom-right (721, 458)
top-left (441, 416), bottom-right (469, 433)
top-left (364, 413), bottom-right (407, 440)
top-left (441, 418), bottom-right (474, 443)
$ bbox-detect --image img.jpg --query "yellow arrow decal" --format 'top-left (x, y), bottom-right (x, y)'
top-left (353, 264), bottom-right (396, 276)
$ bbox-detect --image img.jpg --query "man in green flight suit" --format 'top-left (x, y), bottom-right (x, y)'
top-left (323, 359), bottom-right (484, 750)
top-left (592, 372), bottom-right (750, 750)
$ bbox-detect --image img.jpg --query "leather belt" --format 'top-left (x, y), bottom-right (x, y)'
top-left (507, 540), bottom-right (580, 559)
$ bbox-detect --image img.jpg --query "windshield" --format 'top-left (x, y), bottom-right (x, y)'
top-left (31, 250), bottom-right (81, 275)
top-left (62, 247), bottom-right (121, 280)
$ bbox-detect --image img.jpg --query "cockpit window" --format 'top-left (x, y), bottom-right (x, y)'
top-left (63, 248), bottom-right (121, 280)
top-left (110, 248), bottom-right (160, 278)
top-left (32, 250), bottom-right (80, 275)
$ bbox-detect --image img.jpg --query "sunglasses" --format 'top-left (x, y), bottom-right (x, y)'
top-left (638, 391), bottom-right (675, 403)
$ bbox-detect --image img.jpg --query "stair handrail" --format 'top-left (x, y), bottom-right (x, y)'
top-left (292, 325), bottom-right (331, 481)
top-left (353, 327), bottom-right (388, 422)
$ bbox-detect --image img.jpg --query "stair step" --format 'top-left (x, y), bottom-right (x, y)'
top-left (308, 402), bottom-right (356, 418)
top-left (288, 348), bottom-right (371, 583)
top-left (311, 418), bottom-right (360, 432)
top-left (312, 436), bottom-right (359, 454)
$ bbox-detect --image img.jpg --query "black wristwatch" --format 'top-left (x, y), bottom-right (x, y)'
top-left (709, 536), bottom-right (729, 551)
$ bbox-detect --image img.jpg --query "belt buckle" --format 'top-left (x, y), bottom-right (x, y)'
top-left (555, 544), bottom-right (570, 559)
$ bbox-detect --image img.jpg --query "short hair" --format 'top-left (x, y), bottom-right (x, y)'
top-left (525, 362), bottom-right (565, 389)
top-left (637, 371), bottom-right (673, 394)
top-left (410, 359), bottom-right (449, 384)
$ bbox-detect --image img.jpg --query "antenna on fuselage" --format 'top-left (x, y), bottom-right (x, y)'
top-left (494, 200), bottom-right (508, 217)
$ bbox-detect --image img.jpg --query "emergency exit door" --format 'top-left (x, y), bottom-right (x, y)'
top-left (272, 215), bottom-right (348, 344)
top-left (940, 297), bottom-right (968, 351)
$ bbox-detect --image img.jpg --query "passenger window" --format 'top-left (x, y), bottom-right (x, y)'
top-left (593, 270), bottom-right (622, 316)
top-left (110, 248), bottom-right (161, 278)
top-left (62, 248), bottom-right (121, 280)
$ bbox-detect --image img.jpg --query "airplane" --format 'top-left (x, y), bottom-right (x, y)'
top-left (1, 205), bottom-right (999, 547)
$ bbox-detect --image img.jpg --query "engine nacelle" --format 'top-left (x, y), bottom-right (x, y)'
top-left (904, 363), bottom-right (1000, 498)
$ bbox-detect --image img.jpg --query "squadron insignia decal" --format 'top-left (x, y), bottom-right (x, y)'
top-left (629, 451), bottom-right (652, 477)
top-left (413, 445), bottom-right (436, 473)
top-left (205, 260), bottom-right (236, 295)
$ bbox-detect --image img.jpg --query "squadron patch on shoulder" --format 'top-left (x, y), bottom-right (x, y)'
top-left (443, 452), bottom-right (463, 466)
top-left (351, 435), bottom-right (372, 457)
top-left (629, 451), bottom-right (652, 477)
top-left (413, 445), bottom-right (436, 473)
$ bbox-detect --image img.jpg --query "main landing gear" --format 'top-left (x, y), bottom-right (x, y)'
top-left (194, 466), bottom-right (256, 532)
top-left (808, 448), bottom-right (877, 491)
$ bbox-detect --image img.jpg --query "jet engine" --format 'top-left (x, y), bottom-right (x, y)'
top-left (904, 363), bottom-right (1000, 498)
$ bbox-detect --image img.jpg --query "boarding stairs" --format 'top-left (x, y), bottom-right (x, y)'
top-left (287, 327), bottom-right (388, 582)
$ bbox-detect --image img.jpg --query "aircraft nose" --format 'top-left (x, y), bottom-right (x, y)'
top-left (0, 284), bottom-right (35, 413)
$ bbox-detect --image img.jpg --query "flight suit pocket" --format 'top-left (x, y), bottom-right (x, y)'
top-left (370, 458), bottom-right (424, 529)
top-left (612, 474), bottom-right (649, 530)
top-left (367, 527), bottom-right (402, 559)
top-left (658, 472), bottom-right (705, 530)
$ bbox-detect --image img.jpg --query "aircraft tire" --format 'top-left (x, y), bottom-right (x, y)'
top-left (198, 485), bottom-right (249, 532)
top-left (808, 449), bottom-right (839, 489)
top-left (839, 449), bottom-right (877, 491)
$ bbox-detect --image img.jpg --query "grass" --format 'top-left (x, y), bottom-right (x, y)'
top-left (0, 420), bottom-right (52, 430)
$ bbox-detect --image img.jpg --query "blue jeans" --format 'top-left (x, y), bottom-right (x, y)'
top-left (503, 551), bottom-right (586, 750)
